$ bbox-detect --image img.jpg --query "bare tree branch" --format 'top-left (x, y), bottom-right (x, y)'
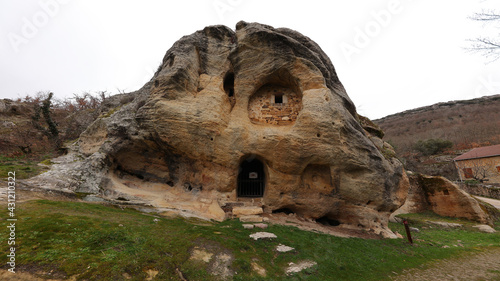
top-left (469, 9), bottom-right (500, 21)
top-left (468, 9), bottom-right (500, 61)
top-left (467, 38), bottom-right (500, 61)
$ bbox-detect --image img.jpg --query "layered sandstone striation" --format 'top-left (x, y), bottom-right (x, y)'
top-left (30, 22), bottom-right (409, 237)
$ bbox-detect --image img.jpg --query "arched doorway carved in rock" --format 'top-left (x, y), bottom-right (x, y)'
top-left (237, 157), bottom-right (265, 197)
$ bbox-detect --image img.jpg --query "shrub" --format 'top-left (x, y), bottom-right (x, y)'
top-left (31, 92), bottom-right (61, 150)
top-left (413, 138), bottom-right (453, 156)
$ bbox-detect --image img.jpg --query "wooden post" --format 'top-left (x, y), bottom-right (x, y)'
top-left (403, 219), bottom-right (413, 244)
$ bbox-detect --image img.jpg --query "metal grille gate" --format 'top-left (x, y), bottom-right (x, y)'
top-left (237, 179), bottom-right (264, 197)
top-left (237, 157), bottom-right (265, 197)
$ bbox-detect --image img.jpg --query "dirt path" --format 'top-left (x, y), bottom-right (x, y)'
top-left (390, 248), bottom-right (500, 281)
top-left (0, 270), bottom-right (70, 281)
top-left (476, 196), bottom-right (500, 210)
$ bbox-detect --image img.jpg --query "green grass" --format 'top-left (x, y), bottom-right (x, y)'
top-left (0, 200), bottom-right (498, 280)
top-left (0, 155), bottom-right (44, 179)
top-left (100, 105), bottom-right (122, 118)
top-left (0, 154), bottom-right (54, 179)
top-left (39, 159), bottom-right (54, 166)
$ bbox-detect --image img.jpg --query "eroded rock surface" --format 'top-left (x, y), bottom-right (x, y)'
top-left (392, 174), bottom-right (492, 224)
top-left (26, 22), bottom-right (409, 237)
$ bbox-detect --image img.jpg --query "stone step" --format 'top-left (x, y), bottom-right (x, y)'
top-left (233, 206), bottom-right (263, 217)
top-left (220, 200), bottom-right (264, 216)
top-left (239, 215), bottom-right (263, 223)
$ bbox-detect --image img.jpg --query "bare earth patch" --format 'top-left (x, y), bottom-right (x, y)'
top-left (390, 248), bottom-right (500, 281)
top-left (263, 213), bottom-right (382, 239)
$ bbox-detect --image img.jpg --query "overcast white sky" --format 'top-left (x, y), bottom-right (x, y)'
top-left (1, 0), bottom-right (499, 119)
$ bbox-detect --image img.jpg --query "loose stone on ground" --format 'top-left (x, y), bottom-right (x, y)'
top-left (251, 262), bottom-right (267, 277)
top-left (409, 227), bottom-right (420, 233)
top-left (425, 221), bottom-right (462, 228)
top-left (249, 232), bottom-right (277, 240)
top-left (254, 223), bottom-right (268, 229)
top-left (276, 244), bottom-right (295, 253)
top-left (472, 224), bottom-right (496, 233)
top-left (285, 261), bottom-right (317, 275)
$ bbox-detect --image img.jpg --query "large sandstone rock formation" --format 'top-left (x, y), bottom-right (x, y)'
top-left (28, 22), bottom-right (409, 237)
top-left (392, 173), bottom-right (492, 224)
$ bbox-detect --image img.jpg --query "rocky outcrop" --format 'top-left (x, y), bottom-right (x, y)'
top-left (392, 173), bottom-right (492, 224)
top-left (28, 22), bottom-right (409, 237)
top-left (0, 99), bottom-right (33, 116)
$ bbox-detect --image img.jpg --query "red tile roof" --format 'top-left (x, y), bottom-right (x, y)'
top-left (454, 144), bottom-right (500, 161)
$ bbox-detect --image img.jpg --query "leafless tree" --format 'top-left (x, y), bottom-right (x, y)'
top-left (455, 158), bottom-right (495, 183)
top-left (468, 9), bottom-right (500, 61)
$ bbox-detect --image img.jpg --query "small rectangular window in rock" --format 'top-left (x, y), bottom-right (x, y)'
top-left (274, 93), bottom-right (283, 104)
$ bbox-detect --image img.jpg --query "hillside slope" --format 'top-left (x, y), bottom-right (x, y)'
top-left (375, 94), bottom-right (500, 153)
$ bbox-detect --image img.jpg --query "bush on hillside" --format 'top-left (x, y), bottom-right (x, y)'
top-left (413, 138), bottom-right (453, 156)
top-left (0, 91), bottom-right (108, 158)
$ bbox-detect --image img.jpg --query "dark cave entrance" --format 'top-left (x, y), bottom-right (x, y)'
top-left (237, 157), bottom-right (265, 197)
top-left (224, 72), bottom-right (235, 97)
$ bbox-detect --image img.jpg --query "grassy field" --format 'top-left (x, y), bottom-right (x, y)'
top-left (0, 200), bottom-right (498, 280)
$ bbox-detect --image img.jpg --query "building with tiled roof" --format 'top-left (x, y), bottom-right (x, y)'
top-left (453, 144), bottom-right (500, 183)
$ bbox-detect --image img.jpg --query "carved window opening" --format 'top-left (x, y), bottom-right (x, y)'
top-left (238, 157), bottom-right (265, 197)
top-left (224, 72), bottom-right (235, 97)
